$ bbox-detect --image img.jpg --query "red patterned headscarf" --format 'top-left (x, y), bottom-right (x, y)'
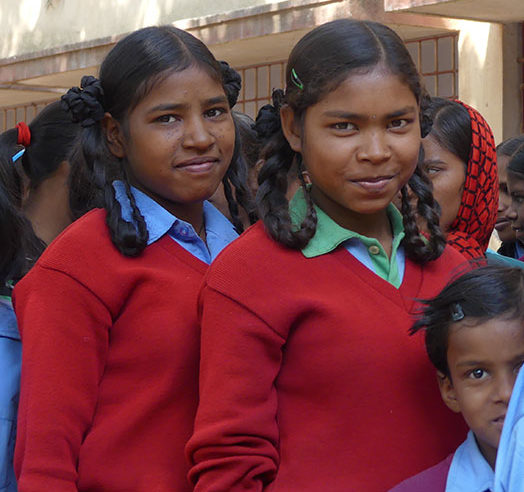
top-left (445, 101), bottom-right (498, 259)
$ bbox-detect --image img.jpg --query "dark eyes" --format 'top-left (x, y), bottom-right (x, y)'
top-left (205, 107), bottom-right (227, 118)
top-left (388, 119), bottom-right (411, 129)
top-left (331, 122), bottom-right (357, 131)
top-left (469, 368), bottom-right (487, 379)
top-left (156, 115), bottom-right (177, 124)
top-left (155, 107), bottom-right (227, 124)
top-left (330, 119), bottom-right (412, 132)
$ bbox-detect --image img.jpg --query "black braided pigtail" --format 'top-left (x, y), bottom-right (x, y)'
top-left (220, 62), bottom-right (257, 231)
top-left (401, 162), bottom-right (446, 264)
top-left (255, 90), bottom-right (317, 249)
top-left (62, 75), bottom-right (148, 256)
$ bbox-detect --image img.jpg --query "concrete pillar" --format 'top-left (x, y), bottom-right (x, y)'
top-left (458, 21), bottom-right (504, 143)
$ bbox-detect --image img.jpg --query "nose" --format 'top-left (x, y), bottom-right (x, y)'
top-left (507, 200), bottom-right (518, 221)
top-left (182, 116), bottom-right (215, 150)
top-left (493, 371), bottom-right (516, 406)
top-left (357, 131), bottom-right (392, 164)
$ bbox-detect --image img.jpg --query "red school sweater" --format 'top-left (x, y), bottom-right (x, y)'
top-left (13, 209), bottom-right (207, 492)
top-left (187, 222), bottom-right (469, 491)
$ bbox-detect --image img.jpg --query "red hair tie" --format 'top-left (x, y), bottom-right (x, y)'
top-left (16, 121), bottom-right (31, 147)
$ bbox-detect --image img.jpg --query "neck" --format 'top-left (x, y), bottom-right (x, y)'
top-left (23, 165), bottom-right (72, 245)
top-left (310, 189), bottom-right (394, 257)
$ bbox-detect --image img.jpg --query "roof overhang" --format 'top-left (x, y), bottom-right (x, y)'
top-left (385, 0), bottom-right (524, 23)
top-left (0, 0), bottom-right (477, 109)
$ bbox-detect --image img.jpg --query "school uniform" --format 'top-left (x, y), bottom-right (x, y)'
top-left (390, 431), bottom-right (495, 492)
top-left (13, 184), bottom-right (237, 492)
top-left (187, 190), bottom-right (469, 492)
top-left (0, 295), bottom-right (20, 492)
top-left (494, 366), bottom-right (524, 492)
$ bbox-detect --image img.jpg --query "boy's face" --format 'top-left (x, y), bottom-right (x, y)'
top-left (438, 317), bottom-right (524, 468)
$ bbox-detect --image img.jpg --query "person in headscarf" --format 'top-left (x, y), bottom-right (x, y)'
top-left (420, 98), bottom-right (499, 260)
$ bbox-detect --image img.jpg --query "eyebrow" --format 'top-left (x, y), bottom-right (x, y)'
top-left (323, 106), bottom-right (417, 120)
top-left (423, 159), bottom-right (445, 165)
top-left (455, 360), bottom-right (488, 369)
top-left (148, 95), bottom-right (228, 113)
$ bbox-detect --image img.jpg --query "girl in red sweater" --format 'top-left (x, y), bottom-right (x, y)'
top-left (13, 26), bottom-right (252, 491)
top-left (187, 19), bottom-right (468, 491)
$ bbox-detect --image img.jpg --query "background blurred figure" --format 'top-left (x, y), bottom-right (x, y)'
top-left (421, 97), bottom-right (498, 260)
top-left (209, 111), bottom-right (258, 228)
top-left (0, 101), bottom-right (80, 245)
top-left (495, 135), bottom-right (524, 259)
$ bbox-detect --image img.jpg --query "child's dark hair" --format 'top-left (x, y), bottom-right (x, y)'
top-left (0, 101), bottom-right (81, 189)
top-left (496, 135), bottom-right (524, 158)
top-left (255, 19), bottom-right (445, 263)
top-left (425, 97), bottom-right (471, 165)
top-left (411, 265), bottom-right (524, 378)
top-left (508, 142), bottom-right (524, 176)
top-left (61, 26), bottom-right (253, 256)
top-left (0, 148), bottom-right (44, 292)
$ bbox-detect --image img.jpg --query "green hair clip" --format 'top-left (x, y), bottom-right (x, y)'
top-left (291, 68), bottom-right (304, 91)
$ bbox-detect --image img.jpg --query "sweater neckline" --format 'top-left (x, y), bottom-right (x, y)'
top-left (331, 246), bottom-right (422, 312)
top-left (155, 234), bottom-right (209, 275)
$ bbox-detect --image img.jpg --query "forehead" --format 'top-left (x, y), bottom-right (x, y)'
top-left (447, 317), bottom-right (524, 363)
top-left (313, 67), bottom-right (418, 115)
top-left (422, 136), bottom-right (466, 168)
top-left (508, 170), bottom-right (524, 192)
top-left (134, 66), bottom-right (225, 108)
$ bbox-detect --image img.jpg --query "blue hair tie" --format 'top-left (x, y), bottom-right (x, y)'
top-left (12, 148), bottom-right (25, 163)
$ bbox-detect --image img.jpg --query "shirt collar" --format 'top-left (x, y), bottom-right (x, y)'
top-left (288, 187), bottom-right (405, 258)
top-left (114, 181), bottom-right (177, 245)
top-left (114, 181), bottom-right (238, 251)
top-left (0, 297), bottom-right (19, 340)
top-left (447, 430), bottom-right (494, 492)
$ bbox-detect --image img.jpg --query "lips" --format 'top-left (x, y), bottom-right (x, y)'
top-left (492, 415), bottom-right (506, 429)
top-left (351, 175), bottom-right (395, 194)
top-left (495, 219), bottom-right (512, 231)
top-left (175, 156), bottom-right (218, 173)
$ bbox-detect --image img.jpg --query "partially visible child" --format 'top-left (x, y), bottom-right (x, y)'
top-left (391, 265), bottom-right (524, 491)
top-left (495, 136), bottom-right (524, 258)
top-left (0, 101), bottom-right (81, 244)
top-left (507, 143), bottom-right (524, 262)
top-left (0, 146), bottom-right (44, 492)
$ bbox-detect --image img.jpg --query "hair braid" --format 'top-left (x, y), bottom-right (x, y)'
top-left (401, 165), bottom-right (446, 263)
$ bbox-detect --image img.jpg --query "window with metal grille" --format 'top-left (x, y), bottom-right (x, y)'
top-left (406, 33), bottom-right (458, 99)
top-left (0, 98), bottom-right (55, 132)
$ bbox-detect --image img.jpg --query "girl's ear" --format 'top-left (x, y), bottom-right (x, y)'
top-left (280, 105), bottom-right (302, 153)
top-left (101, 113), bottom-right (126, 159)
top-left (437, 371), bottom-right (461, 413)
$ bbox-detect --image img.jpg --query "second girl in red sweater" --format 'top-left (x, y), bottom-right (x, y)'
top-left (187, 19), bottom-right (469, 491)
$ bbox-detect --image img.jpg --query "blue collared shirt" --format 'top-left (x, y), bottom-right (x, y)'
top-left (114, 182), bottom-right (238, 264)
top-left (494, 366), bottom-right (524, 492)
top-left (446, 430), bottom-right (493, 492)
top-left (0, 296), bottom-right (21, 492)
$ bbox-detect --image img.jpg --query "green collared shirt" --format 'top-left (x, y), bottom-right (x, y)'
top-left (289, 189), bottom-right (406, 288)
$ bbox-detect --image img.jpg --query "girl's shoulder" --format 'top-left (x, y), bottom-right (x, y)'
top-left (420, 244), bottom-right (470, 277)
top-left (32, 208), bottom-right (117, 273)
top-left (210, 220), bottom-right (301, 269)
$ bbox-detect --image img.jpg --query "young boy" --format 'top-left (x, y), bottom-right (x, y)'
top-left (390, 265), bottom-right (524, 492)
